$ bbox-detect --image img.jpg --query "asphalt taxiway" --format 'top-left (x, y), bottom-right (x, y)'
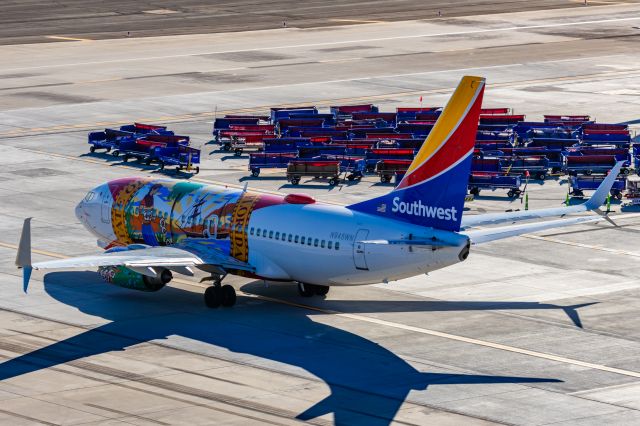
top-left (1, 2), bottom-right (640, 425)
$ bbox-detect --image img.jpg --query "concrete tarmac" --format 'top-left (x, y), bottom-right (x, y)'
top-left (2, 3), bottom-right (640, 425)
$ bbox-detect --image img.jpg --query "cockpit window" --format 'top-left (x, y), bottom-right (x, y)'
top-left (83, 191), bottom-right (96, 202)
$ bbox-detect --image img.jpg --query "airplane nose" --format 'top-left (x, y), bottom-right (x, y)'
top-left (75, 201), bottom-right (85, 221)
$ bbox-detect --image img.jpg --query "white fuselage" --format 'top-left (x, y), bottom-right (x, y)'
top-left (243, 203), bottom-right (466, 286)
top-left (77, 183), bottom-right (468, 287)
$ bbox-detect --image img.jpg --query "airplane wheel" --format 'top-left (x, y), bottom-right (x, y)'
top-left (204, 286), bottom-right (221, 308)
top-left (297, 282), bottom-right (315, 297)
top-left (220, 285), bottom-right (236, 307)
top-left (314, 285), bottom-right (330, 296)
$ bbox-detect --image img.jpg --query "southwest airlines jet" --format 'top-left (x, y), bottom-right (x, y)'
top-left (16, 76), bottom-right (622, 308)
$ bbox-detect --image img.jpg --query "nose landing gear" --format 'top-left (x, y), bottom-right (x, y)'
top-left (297, 282), bottom-right (330, 297)
top-left (203, 274), bottom-right (236, 308)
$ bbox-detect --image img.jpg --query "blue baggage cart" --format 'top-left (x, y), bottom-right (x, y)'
top-left (248, 153), bottom-right (296, 177)
top-left (152, 145), bottom-right (201, 173)
top-left (88, 129), bottom-right (134, 153)
top-left (468, 173), bottom-right (522, 198)
top-left (569, 175), bottom-right (626, 199)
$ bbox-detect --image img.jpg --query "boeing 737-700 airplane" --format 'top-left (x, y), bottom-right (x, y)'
top-left (16, 76), bottom-right (622, 308)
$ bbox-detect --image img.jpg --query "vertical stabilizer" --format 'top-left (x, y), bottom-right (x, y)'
top-left (346, 76), bottom-right (485, 231)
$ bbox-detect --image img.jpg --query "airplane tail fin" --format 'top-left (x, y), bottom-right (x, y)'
top-left (346, 76), bottom-right (485, 232)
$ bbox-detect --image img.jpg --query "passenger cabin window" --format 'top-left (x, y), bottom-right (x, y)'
top-left (307, 237), bottom-right (312, 246)
top-left (250, 227), bottom-right (254, 235)
top-left (314, 238), bottom-right (319, 247)
top-left (335, 242), bottom-right (340, 250)
top-left (328, 241), bottom-right (333, 249)
top-left (269, 230), bottom-right (273, 239)
top-left (321, 240), bottom-right (325, 248)
top-left (275, 232), bottom-right (280, 239)
top-left (301, 236), bottom-right (305, 244)
top-left (288, 234), bottom-right (292, 242)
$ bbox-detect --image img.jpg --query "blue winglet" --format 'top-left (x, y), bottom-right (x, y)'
top-left (23, 267), bottom-right (32, 293)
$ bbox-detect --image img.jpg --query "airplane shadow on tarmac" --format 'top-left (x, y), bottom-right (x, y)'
top-left (0, 272), bottom-right (564, 425)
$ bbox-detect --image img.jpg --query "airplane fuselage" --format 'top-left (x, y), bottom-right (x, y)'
top-left (76, 177), bottom-right (468, 286)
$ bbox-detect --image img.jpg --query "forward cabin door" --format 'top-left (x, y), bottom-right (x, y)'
top-left (353, 229), bottom-right (369, 270)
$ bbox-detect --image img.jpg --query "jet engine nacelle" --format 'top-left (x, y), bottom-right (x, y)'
top-left (98, 265), bottom-right (172, 292)
top-left (97, 245), bottom-right (173, 292)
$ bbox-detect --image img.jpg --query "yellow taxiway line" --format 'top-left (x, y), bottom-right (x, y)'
top-left (45, 35), bottom-right (93, 42)
top-left (2, 240), bottom-right (640, 379)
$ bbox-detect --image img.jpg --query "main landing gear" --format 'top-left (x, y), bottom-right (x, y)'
top-left (203, 274), bottom-right (236, 308)
top-left (297, 282), bottom-right (330, 297)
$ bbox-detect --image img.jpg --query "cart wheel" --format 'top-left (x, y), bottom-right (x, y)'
top-left (537, 172), bottom-right (546, 180)
top-left (470, 187), bottom-right (479, 196)
top-left (291, 177), bottom-right (300, 185)
top-left (251, 169), bottom-right (260, 177)
top-left (347, 175), bottom-right (355, 181)
top-left (223, 144), bottom-right (231, 151)
top-left (234, 149), bottom-right (242, 156)
top-left (329, 177), bottom-right (337, 186)
top-left (159, 161), bottom-right (165, 170)
top-left (89, 146), bottom-right (96, 153)
top-left (195, 166), bottom-right (200, 174)
top-left (585, 170), bottom-right (592, 176)
top-left (122, 155), bottom-right (129, 162)
top-left (145, 158), bottom-right (151, 165)
top-left (176, 166), bottom-right (181, 173)
top-left (106, 147), bottom-right (111, 153)
top-left (622, 168), bottom-right (630, 175)
top-left (112, 150), bottom-right (120, 157)
top-left (507, 189), bottom-right (515, 198)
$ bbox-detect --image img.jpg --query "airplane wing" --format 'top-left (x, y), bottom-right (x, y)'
top-left (460, 162), bottom-right (623, 229)
top-left (15, 218), bottom-right (254, 291)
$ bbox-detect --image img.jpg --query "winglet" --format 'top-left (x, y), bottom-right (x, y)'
top-left (15, 218), bottom-right (33, 293)
top-left (584, 161), bottom-right (624, 210)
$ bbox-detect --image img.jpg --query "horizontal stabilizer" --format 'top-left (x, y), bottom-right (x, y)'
top-left (461, 161), bottom-right (624, 229)
top-left (464, 216), bottom-right (601, 244)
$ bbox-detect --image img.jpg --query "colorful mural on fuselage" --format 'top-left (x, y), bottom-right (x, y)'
top-left (105, 177), bottom-right (285, 262)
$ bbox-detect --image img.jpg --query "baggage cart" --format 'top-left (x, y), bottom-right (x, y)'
top-left (500, 156), bottom-right (549, 180)
top-left (318, 155), bottom-right (366, 181)
top-left (468, 172), bottom-right (522, 197)
top-left (569, 175), bottom-right (625, 199)
top-left (88, 129), bottom-right (134, 153)
top-left (286, 160), bottom-right (341, 186)
top-left (623, 175), bottom-right (640, 206)
top-left (248, 153), bottom-right (296, 177)
top-left (375, 159), bottom-right (412, 183)
top-left (564, 155), bottom-right (620, 176)
top-left (152, 145), bottom-right (201, 173)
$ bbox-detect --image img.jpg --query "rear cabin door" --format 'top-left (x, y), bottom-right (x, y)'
top-left (353, 229), bottom-right (369, 270)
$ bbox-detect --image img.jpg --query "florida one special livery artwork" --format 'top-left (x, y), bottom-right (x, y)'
top-left (16, 76), bottom-right (622, 309)
top-left (91, 177), bottom-right (289, 288)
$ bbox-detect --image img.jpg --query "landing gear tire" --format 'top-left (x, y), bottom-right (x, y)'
top-left (89, 146), bottom-right (96, 153)
top-left (220, 285), bottom-right (236, 307)
top-left (297, 282), bottom-right (315, 297)
top-left (204, 286), bottom-right (221, 308)
top-left (314, 285), bottom-right (330, 296)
